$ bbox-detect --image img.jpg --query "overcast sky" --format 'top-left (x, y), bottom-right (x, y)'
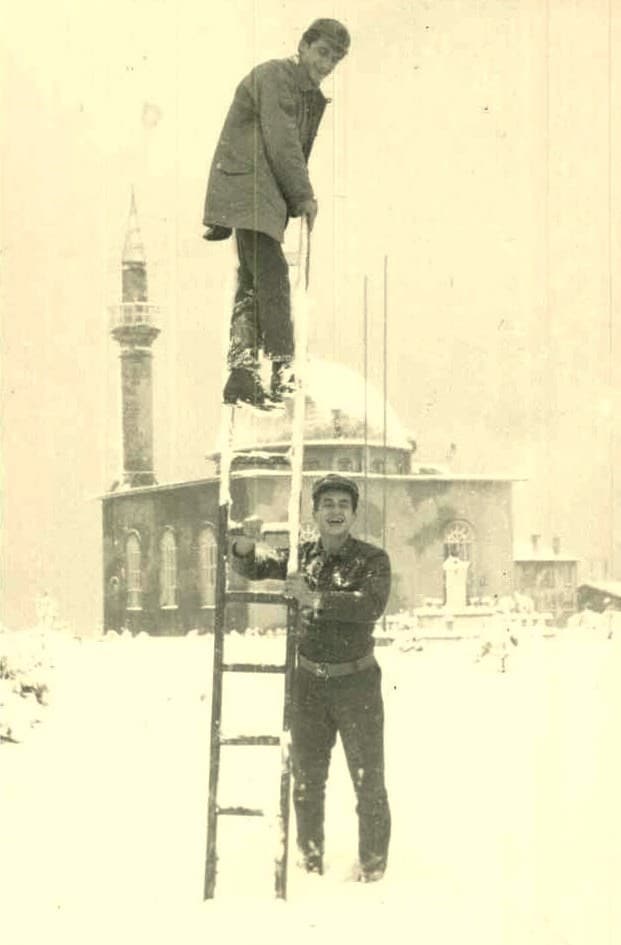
top-left (1, 0), bottom-right (619, 630)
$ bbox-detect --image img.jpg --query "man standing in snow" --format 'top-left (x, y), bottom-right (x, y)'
top-left (202, 19), bottom-right (350, 408)
top-left (230, 474), bottom-right (392, 882)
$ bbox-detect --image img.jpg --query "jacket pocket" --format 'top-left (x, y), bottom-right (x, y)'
top-left (215, 158), bottom-right (253, 176)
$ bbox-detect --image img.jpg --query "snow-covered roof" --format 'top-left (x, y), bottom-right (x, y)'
top-left (514, 544), bottom-right (578, 563)
top-left (228, 358), bottom-right (413, 452)
top-left (577, 580), bottom-right (621, 599)
top-left (100, 468), bottom-right (519, 499)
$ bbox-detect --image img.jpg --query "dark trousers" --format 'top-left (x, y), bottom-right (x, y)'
top-left (228, 229), bottom-right (293, 368)
top-left (290, 662), bottom-right (391, 874)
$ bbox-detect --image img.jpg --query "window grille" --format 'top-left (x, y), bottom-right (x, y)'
top-left (160, 529), bottom-right (178, 608)
top-left (126, 533), bottom-right (142, 610)
top-left (443, 520), bottom-right (474, 562)
top-left (199, 525), bottom-right (217, 607)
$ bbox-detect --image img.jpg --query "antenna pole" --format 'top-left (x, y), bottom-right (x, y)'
top-left (363, 275), bottom-right (369, 540)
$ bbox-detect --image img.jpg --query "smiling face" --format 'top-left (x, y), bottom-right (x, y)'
top-left (298, 38), bottom-right (344, 86)
top-left (313, 489), bottom-right (356, 543)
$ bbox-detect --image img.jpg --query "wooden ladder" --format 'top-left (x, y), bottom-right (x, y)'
top-left (203, 221), bottom-right (310, 900)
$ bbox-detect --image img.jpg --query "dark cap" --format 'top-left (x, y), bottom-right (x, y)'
top-left (304, 18), bottom-right (351, 55)
top-left (312, 473), bottom-right (359, 510)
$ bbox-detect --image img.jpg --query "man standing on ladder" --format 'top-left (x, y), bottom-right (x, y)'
top-left (230, 474), bottom-right (392, 883)
top-left (202, 19), bottom-right (350, 409)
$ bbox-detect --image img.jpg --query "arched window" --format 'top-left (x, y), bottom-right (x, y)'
top-left (126, 533), bottom-right (142, 610)
top-left (159, 528), bottom-right (177, 608)
top-left (199, 525), bottom-right (218, 607)
top-left (443, 520), bottom-right (474, 562)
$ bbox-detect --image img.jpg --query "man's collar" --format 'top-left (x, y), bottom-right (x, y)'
top-left (288, 56), bottom-right (329, 99)
top-left (311, 534), bottom-right (355, 559)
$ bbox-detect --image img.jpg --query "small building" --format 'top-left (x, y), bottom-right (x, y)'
top-left (576, 580), bottom-right (621, 612)
top-left (514, 535), bottom-right (579, 621)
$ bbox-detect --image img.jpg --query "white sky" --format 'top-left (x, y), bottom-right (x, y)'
top-left (1, 0), bottom-right (619, 629)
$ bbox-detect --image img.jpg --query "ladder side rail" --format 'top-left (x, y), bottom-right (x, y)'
top-left (204, 406), bottom-right (235, 900)
top-left (275, 219), bottom-right (310, 898)
top-left (274, 598), bottom-right (299, 898)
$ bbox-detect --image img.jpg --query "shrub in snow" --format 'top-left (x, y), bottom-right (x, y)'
top-left (0, 628), bottom-right (56, 743)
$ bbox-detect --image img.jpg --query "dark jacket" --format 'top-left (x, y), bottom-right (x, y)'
top-left (203, 57), bottom-right (328, 243)
top-left (232, 536), bottom-right (391, 662)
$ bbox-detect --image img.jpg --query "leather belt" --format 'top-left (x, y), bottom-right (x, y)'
top-left (298, 651), bottom-right (376, 679)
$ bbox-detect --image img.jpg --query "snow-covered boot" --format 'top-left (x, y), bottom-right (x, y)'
top-left (355, 853), bottom-right (386, 883)
top-left (223, 366), bottom-right (273, 410)
top-left (270, 359), bottom-right (296, 405)
top-left (296, 845), bottom-right (323, 876)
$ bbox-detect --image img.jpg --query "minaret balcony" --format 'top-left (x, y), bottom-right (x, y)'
top-left (109, 302), bottom-right (160, 347)
top-left (109, 301), bottom-right (159, 331)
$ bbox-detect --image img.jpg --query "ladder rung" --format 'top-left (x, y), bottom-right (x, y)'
top-left (222, 662), bottom-right (286, 674)
top-left (219, 734), bottom-right (280, 746)
top-left (225, 591), bottom-right (288, 605)
top-left (217, 806), bottom-right (265, 817)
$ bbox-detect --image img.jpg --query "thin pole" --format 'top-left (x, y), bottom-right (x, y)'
top-left (286, 219), bottom-right (310, 574)
top-left (607, 0), bottom-right (615, 579)
top-left (363, 275), bottom-right (369, 540)
top-left (382, 256), bottom-right (388, 551)
top-left (382, 257), bottom-right (388, 631)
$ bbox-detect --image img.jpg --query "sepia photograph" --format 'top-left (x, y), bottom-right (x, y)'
top-left (1, 2), bottom-right (619, 943)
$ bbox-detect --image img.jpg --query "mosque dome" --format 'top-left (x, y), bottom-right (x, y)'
top-left (229, 358), bottom-right (413, 452)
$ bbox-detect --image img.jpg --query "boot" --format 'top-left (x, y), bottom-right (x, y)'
top-left (223, 366), bottom-right (273, 410)
top-left (270, 359), bottom-right (296, 404)
top-left (356, 853), bottom-right (386, 883)
top-left (296, 842), bottom-right (323, 875)
top-left (203, 224), bottom-right (232, 241)
top-left (358, 867), bottom-right (385, 883)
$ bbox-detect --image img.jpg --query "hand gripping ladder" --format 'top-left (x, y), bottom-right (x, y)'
top-left (203, 221), bottom-right (311, 900)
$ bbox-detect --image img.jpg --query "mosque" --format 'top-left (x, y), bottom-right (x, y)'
top-left (102, 201), bottom-right (517, 634)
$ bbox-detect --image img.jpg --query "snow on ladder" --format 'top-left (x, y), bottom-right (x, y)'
top-left (203, 220), bottom-right (311, 900)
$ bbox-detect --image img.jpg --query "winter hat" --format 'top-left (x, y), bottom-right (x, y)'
top-left (303, 19), bottom-right (351, 56)
top-left (312, 473), bottom-right (359, 511)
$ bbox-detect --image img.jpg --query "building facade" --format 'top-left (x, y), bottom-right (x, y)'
top-left (102, 389), bottom-right (516, 633)
top-left (102, 204), bottom-right (517, 635)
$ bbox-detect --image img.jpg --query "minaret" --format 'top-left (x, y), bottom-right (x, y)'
top-left (110, 191), bottom-right (160, 487)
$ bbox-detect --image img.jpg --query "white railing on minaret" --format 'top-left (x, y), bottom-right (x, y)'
top-left (108, 301), bottom-right (159, 332)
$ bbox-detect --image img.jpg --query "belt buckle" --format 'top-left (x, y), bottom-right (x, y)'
top-left (315, 661), bottom-right (329, 679)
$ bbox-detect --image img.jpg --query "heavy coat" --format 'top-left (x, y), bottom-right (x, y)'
top-left (203, 58), bottom-right (328, 243)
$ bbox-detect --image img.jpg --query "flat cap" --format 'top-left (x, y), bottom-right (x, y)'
top-left (312, 473), bottom-right (359, 506)
top-left (306, 18), bottom-right (351, 55)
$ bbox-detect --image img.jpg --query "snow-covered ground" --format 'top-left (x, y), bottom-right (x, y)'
top-left (1, 627), bottom-right (620, 945)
